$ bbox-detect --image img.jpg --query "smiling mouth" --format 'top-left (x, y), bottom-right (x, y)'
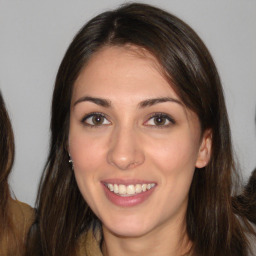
top-left (104, 183), bottom-right (156, 197)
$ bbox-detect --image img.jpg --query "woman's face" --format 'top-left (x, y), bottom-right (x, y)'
top-left (69, 46), bottom-right (211, 238)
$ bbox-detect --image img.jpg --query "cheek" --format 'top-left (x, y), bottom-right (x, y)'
top-left (150, 135), bottom-right (199, 169)
top-left (69, 132), bottom-right (106, 173)
top-left (68, 132), bottom-right (106, 210)
top-left (150, 137), bottom-right (198, 215)
top-left (147, 134), bottom-right (199, 190)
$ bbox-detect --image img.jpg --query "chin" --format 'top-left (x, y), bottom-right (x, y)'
top-left (102, 216), bottom-right (153, 238)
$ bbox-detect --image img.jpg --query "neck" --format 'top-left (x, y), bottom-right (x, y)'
top-left (102, 216), bottom-right (192, 256)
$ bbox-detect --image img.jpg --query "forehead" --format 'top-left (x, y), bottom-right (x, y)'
top-left (72, 45), bottom-right (180, 103)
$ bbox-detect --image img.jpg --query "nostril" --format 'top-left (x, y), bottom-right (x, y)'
top-left (107, 151), bottom-right (144, 170)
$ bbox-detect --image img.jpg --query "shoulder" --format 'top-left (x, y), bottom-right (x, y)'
top-left (0, 198), bottom-right (35, 256)
top-left (9, 198), bottom-right (35, 236)
top-left (76, 229), bottom-right (103, 256)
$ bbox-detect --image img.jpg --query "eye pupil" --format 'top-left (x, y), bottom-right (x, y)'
top-left (92, 115), bottom-right (103, 125)
top-left (154, 116), bottom-right (165, 125)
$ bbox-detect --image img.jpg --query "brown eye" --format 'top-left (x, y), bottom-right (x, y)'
top-left (92, 114), bottom-right (104, 125)
top-left (154, 116), bottom-right (167, 126)
top-left (82, 113), bottom-right (111, 126)
top-left (144, 113), bottom-right (175, 127)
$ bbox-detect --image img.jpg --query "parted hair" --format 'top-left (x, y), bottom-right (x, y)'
top-left (26, 3), bottom-right (255, 256)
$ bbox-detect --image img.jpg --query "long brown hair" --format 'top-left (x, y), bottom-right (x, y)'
top-left (0, 91), bottom-right (19, 255)
top-left (233, 169), bottom-right (256, 224)
top-left (26, 3), bottom-right (255, 256)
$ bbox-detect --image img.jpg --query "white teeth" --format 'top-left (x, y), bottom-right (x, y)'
top-left (114, 184), bottom-right (119, 194)
top-left (135, 184), bottom-right (142, 193)
top-left (108, 184), bottom-right (114, 191)
top-left (126, 185), bottom-right (135, 195)
top-left (119, 185), bottom-right (126, 195)
top-left (106, 183), bottom-right (156, 196)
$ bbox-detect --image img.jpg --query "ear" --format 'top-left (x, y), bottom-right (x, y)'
top-left (195, 129), bottom-right (212, 168)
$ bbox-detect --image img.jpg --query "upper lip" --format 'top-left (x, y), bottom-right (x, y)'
top-left (101, 179), bottom-right (157, 185)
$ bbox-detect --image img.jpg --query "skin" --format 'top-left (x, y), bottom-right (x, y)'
top-left (69, 46), bottom-right (212, 256)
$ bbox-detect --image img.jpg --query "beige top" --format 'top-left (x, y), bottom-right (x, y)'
top-left (76, 226), bottom-right (256, 256)
top-left (77, 230), bottom-right (103, 256)
top-left (0, 198), bottom-right (34, 256)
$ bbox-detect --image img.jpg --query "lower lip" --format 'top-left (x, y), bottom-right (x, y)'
top-left (102, 184), bottom-right (156, 207)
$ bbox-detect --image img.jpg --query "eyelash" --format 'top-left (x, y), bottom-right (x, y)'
top-left (81, 112), bottom-right (111, 128)
top-left (81, 112), bottom-right (175, 128)
top-left (144, 113), bottom-right (176, 128)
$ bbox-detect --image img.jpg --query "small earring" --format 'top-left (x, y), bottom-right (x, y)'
top-left (68, 153), bottom-right (74, 170)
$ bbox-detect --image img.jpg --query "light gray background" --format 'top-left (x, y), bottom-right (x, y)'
top-left (0, 0), bottom-right (255, 207)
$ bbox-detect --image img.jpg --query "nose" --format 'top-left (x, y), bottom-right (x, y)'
top-left (107, 126), bottom-right (145, 170)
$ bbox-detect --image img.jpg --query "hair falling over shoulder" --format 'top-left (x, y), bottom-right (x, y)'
top-left (0, 91), bottom-right (24, 256)
top-left (25, 3), bottom-right (256, 256)
top-left (0, 92), bottom-right (14, 228)
top-left (233, 169), bottom-right (256, 225)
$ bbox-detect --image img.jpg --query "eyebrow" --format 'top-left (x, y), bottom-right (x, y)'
top-left (73, 96), bottom-right (111, 107)
top-left (139, 97), bottom-right (182, 108)
top-left (73, 96), bottom-right (182, 108)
